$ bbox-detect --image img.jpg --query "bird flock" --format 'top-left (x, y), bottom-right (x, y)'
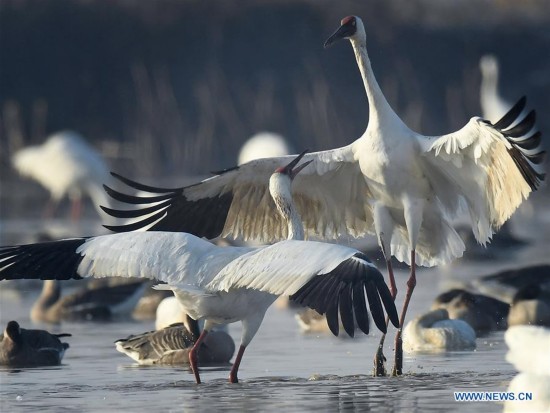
top-left (0, 14), bottom-right (547, 395)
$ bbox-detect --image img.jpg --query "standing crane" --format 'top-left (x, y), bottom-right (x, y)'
top-left (12, 131), bottom-right (112, 220)
top-left (102, 16), bottom-right (544, 376)
top-left (0, 152), bottom-right (399, 384)
top-left (479, 54), bottom-right (525, 123)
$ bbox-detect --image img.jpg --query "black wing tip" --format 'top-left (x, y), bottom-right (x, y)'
top-left (289, 254), bottom-right (397, 337)
top-left (491, 96), bottom-right (546, 190)
top-left (0, 239), bottom-right (87, 281)
top-left (507, 146), bottom-right (545, 191)
top-left (502, 110), bottom-right (537, 138)
top-left (493, 96), bottom-right (527, 130)
top-left (110, 171), bottom-right (183, 193)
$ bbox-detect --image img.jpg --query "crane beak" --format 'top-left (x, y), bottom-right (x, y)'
top-left (283, 150), bottom-right (312, 179)
top-left (291, 159), bottom-right (313, 179)
top-left (324, 24), bottom-right (354, 48)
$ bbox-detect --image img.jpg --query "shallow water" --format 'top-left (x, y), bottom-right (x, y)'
top-left (1, 191), bottom-right (549, 412)
top-left (0, 290), bottom-right (515, 413)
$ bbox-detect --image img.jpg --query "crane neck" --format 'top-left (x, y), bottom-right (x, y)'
top-left (270, 176), bottom-right (305, 241)
top-left (285, 203), bottom-right (305, 241)
top-left (481, 68), bottom-right (499, 99)
top-left (350, 39), bottom-right (406, 131)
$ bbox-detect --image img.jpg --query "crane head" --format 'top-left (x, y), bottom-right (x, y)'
top-left (324, 16), bottom-right (365, 48)
top-left (275, 150), bottom-right (312, 180)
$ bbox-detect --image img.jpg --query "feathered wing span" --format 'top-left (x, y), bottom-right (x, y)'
top-left (207, 240), bottom-right (399, 336)
top-left (102, 145), bottom-right (374, 242)
top-left (0, 233), bottom-right (253, 289)
top-left (417, 97), bottom-right (545, 244)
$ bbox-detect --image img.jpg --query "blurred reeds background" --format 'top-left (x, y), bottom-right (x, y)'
top-left (1, 0), bottom-right (549, 181)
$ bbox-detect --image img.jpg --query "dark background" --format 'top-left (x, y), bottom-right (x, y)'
top-left (1, 0), bottom-right (549, 178)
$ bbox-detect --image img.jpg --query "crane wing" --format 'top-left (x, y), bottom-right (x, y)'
top-left (102, 145), bottom-right (373, 242)
top-left (417, 97), bottom-right (545, 244)
top-left (207, 240), bottom-right (399, 336)
top-left (0, 233), bottom-right (253, 289)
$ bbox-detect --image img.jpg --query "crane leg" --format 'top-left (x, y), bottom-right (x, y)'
top-left (70, 197), bottom-right (82, 221)
top-left (229, 345), bottom-right (246, 383)
top-left (43, 198), bottom-right (58, 218)
top-left (391, 249), bottom-right (416, 377)
top-left (189, 329), bottom-right (209, 384)
top-left (373, 246), bottom-right (397, 377)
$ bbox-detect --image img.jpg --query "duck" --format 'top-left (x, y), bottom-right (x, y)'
top-left (0, 320), bottom-right (71, 367)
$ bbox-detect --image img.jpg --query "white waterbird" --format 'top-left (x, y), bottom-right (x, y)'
top-left (102, 17), bottom-right (544, 376)
top-left (0, 152), bottom-right (398, 383)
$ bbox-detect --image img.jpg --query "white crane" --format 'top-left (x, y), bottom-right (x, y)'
top-left (0, 152), bottom-right (399, 384)
top-left (12, 131), bottom-right (112, 220)
top-left (102, 16), bottom-right (544, 376)
top-left (479, 54), bottom-right (520, 123)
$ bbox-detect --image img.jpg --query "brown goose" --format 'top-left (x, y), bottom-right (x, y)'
top-left (115, 320), bottom-right (235, 366)
top-left (0, 320), bottom-right (70, 367)
top-left (508, 284), bottom-right (550, 328)
top-left (31, 279), bottom-right (148, 323)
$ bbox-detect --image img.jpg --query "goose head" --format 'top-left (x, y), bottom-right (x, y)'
top-left (324, 16), bottom-right (366, 48)
top-left (5, 321), bottom-right (22, 345)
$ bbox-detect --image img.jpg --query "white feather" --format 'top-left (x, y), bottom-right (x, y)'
top-left (207, 240), bottom-right (358, 295)
top-left (504, 325), bottom-right (550, 412)
top-left (12, 131), bottom-right (112, 214)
